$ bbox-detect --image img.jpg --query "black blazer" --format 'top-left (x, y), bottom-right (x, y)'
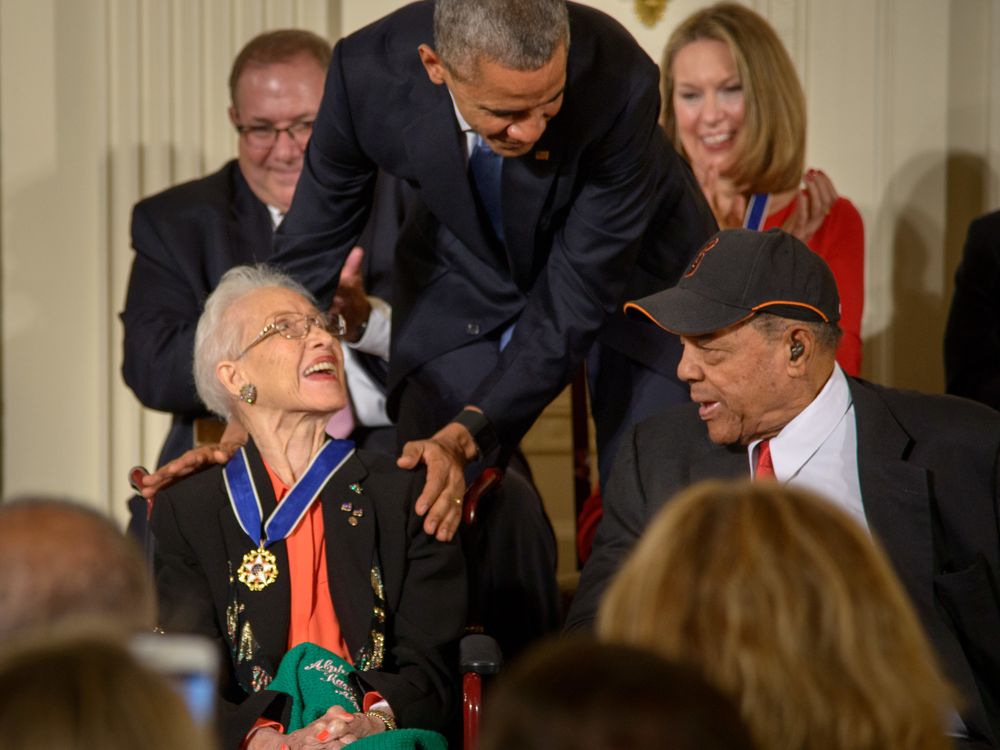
top-left (945, 210), bottom-right (1000, 410)
top-left (273, 0), bottom-right (715, 450)
top-left (567, 377), bottom-right (1000, 745)
top-left (121, 160), bottom-right (273, 464)
top-left (151, 439), bottom-right (466, 749)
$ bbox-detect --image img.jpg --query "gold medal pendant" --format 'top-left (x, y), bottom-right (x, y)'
top-left (238, 545), bottom-right (278, 591)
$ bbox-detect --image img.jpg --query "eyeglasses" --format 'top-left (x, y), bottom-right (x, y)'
top-left (238, 312), bottom-right (346, 358)
top-left (234, 120), bottom-right (314, 149)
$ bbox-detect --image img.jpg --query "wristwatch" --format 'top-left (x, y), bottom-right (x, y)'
top-left (453, 408), bottom-right (499, 458)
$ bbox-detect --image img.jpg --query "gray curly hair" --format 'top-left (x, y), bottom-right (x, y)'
top-left (193, 265), bottom-right (315, 419)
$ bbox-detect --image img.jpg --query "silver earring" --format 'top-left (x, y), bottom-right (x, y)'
top-left (239, 383), bottom-right (257, 405)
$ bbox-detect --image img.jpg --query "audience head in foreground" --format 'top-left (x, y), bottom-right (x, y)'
top-left (479, 637), bottom-right (756, 750)
top-left (154, 264), bottom-right (465, 749)
top-left (0, 496), bottom-right (154, 640)
top-left (0, 629), bottom-right (215, 750)
top-left (598, 479), bottom-right (955, 750)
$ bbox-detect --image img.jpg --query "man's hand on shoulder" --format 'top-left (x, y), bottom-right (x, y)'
top-left (397, 418), bottom-right (481, 542)
top-left (134, 421), bottom-right (247, 499)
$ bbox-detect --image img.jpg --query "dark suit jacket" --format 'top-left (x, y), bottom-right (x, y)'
top-left (945, 210), bottom-right (1000, 410)
top-left (121, 160), bottom-right (273, 464)
top-left (121, 161), bottom-right (401, 465)
top-left (151, 439), bottom-right (466, 750)
top-left (566, 377), bottom-right (1000, 745)
top-left (273, 0), bottom-right (715, 450)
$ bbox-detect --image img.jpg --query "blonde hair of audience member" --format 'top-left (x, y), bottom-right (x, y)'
top-left (597, 480), bottom-right (955, 750)
top-left (661, 2), bottom-right (804, 194)
top-left (0, 629), bottom-right (216, 750)
top-left (479, 637), bottom-right (757, 750)
top-left (0, 497), bottom-right (155, 640)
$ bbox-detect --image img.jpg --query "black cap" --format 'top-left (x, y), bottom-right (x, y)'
top-left (624, 228), bottom-right (841, 336)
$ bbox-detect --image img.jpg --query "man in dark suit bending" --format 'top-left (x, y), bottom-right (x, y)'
top-left (566, 228), bottom-right (1000, 747)
top-left (272, 0), bottom-right (716, 540)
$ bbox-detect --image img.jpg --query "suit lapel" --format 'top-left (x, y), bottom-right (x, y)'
top-left (229, 164), bottom-right (274, 264)
top-left (318, 451), bottom-right (376, 657)
top-left (502, 139), bottom-right (560, 291)
top-left (402, 89), bottom-right (503, 271)
top-left (851, 380), bottom-right (933, 588)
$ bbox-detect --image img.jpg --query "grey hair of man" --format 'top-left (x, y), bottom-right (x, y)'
top-left (194, 264), bottom-right (316, 419)
top-left (433, 0), bottom-right (570, 80)
top-left (0, 497), bottom-right (155, 640)
top-left (750, 312), bottom-right (843, 353)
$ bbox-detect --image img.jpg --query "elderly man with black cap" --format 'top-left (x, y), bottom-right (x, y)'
top-left (566, 228), bottom-right (1000, 748)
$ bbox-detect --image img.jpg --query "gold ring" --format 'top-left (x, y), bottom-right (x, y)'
top-left (453, 496), bottom-right (463, 505)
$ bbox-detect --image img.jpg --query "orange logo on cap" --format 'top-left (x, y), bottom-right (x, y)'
top-left (683, 237), bottom-right (719, 278)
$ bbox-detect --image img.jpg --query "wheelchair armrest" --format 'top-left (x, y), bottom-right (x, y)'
top-left (463, 468), bottom-right (502, 526)
top-left (459, 633), bottom-right (502, 676)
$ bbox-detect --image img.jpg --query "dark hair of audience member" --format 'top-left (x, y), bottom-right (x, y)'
top-left (0, 628), bottom-right (216, 750)
top-left (598, 479), bottom-right (955, 750)
top-left (478, 636), bottom-right (757, 750)
top-left (228, 29), bottom-right (332, 107)
top-left (0, 496), bottom-right (155, 640)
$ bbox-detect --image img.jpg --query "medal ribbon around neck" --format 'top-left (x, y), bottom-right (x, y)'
top-left (743, 192), bottom-right (771, 231)
top-left (225, 440), bottom-right (355, 591)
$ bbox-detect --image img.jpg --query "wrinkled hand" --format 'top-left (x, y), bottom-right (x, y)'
top-left (397, 421), bottom-right (478, 541)
top-left (305, 706), bottom-right (387, 745)
top-left (246, 707), bottom-right (381, 750)
top-left (133, 421), bottom-right (247, 499)
top-left (329, 246), bottom-right (372, 343)
top-left (696, 163), bottom-right (746, 229)
top-left (782, 169), bottom-right (838, 243)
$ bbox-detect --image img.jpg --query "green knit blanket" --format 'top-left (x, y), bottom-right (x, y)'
top-left (270, 642), bottom-right (448, 749)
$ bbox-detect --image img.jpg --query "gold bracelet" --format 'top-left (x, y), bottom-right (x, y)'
top-left (364, 709), bottom-right (396, 732)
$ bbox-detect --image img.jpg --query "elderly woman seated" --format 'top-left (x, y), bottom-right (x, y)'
top-left (151, 265), bottom-right (465, 750)
top-left (597, 480), bottom-right (956, 750)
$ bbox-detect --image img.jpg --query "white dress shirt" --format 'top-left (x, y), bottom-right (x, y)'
top-left (748, 364), bottom-right (866, 530)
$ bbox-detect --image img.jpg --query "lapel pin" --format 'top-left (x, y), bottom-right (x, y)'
top-left (348, 516), bottom-right (359, 527)
top-left (349, 482), bottom-right (363, 495)
top-left (352, 508), bottom-right (364, 518)
top-left (340, 502), bottom-right (353, 512)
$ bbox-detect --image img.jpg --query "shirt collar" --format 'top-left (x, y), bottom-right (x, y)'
top-left (448, 90), bottom-right (479, 159)
top-left (748, 364), bottom-right (851, 478)
top-left (267, 204), bottom-right (284, 229)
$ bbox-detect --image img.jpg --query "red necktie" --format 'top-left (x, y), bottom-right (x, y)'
top-left (755, 439), bottom-right (775, 479)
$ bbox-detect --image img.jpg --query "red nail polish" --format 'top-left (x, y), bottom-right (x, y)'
top-left (316, 729), bottom-right (331, 741)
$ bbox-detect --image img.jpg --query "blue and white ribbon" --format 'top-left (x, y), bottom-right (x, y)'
top-left (224, 440), bottom-right (355, 547)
